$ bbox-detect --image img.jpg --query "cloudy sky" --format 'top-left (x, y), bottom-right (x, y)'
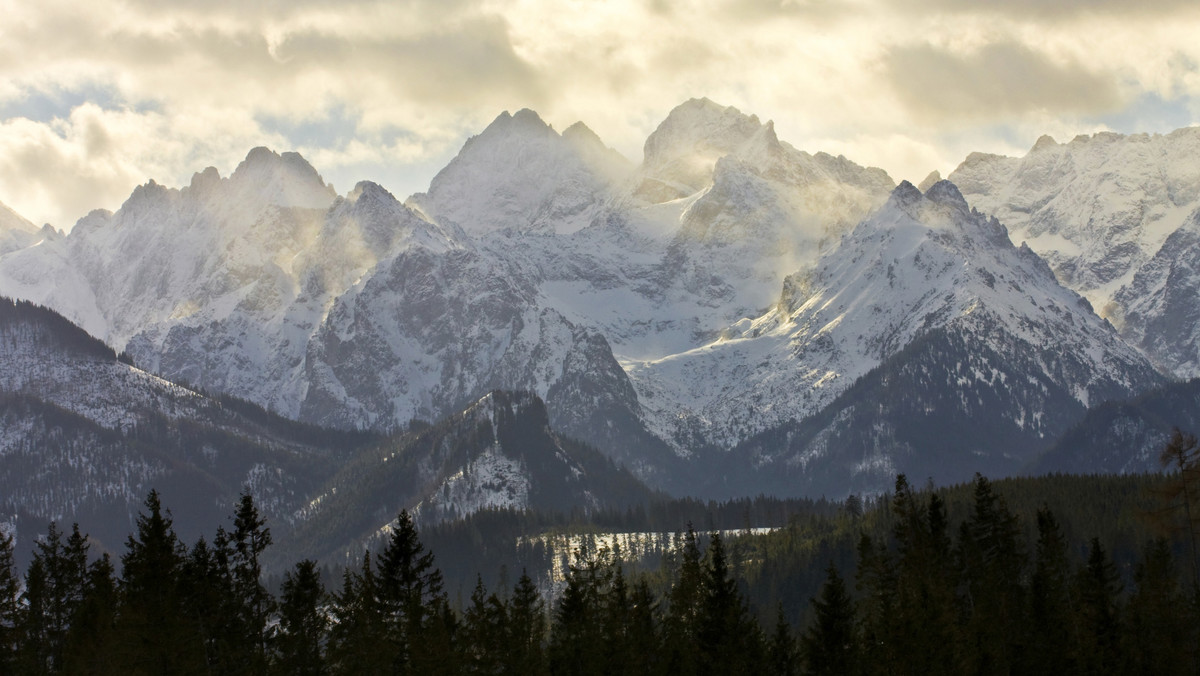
top-left (2, 0), bottom-right (1198, 228)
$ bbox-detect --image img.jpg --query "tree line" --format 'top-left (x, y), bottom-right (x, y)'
top-left (1, 434), bottom-right (1199, 674)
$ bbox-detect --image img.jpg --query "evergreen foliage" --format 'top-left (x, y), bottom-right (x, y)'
top-left (5, 460), bottom-right (1200, 675)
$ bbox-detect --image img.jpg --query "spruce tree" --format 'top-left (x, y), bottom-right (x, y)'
top-left (662, 525), bottom-right (704, 674)
top-left (890, 478), bottom-right (957, 675)
top-left (0, 531), bottom-right (20, 672)
top-left (61, 554), bottom-right (118, 675)
top-left (326, 553), bottom-right (388, 675)
top-left (1071, 538), bottom-right (1123, 675)
top-left (178, 536), bottom-right (229, 671)
top-left (15, 557), bottom-right (50, 675)
top-left (374, 510), bottom-right (452, 675)
top-left (854, 534), bottom-right (897, 675)
top-left (699, 532), bottom-right (762, 675)
top-left (767, 604), bottom-right (799, 676)
top-left (505, 570), bottom-right (547, 676)
top-left (21, 521), bottom-right (90, 672)
top-left (231, 492), bottom-right (274, 674)
top-left (625, 578), bottom-right (659, 676)
top-left (111, 489), bottom-right (206, 675)
top-left (1157, 428), bottom-right (1200, 590)
top-left (956, 474), bottom-right (1026, 675)
top-left (549, 543), bottom-right (605, 676)
top-left (800, 563), bottom-right (856, 676)
top-left (1123, 539), bottom-right (1187, 675)
top-left (461, 576), bottom-right (506, 676)
top-left (273, 559), bottom-right (326, 676)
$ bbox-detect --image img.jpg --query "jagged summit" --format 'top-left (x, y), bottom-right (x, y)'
top-left (346, 179), bottom-right (396, 204)
top-left (408, 106), bottom-right (630, 236)
top-left (950, 121), bottom-right (1200, 377)
top-left (917, 170), bottom-right (942, 193)
top-left (629, 168), bottom-right (1160, 456)
top-left (640, 98), bottom-right (772, 195)
top-left (1031, 134), bottom-right (1058, 152)
top-left (228, 147), bottom-right (337, 210)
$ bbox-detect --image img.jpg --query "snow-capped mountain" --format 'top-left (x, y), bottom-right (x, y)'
top-left (949, 128), bottom-right (1200, 377)
top-left (0, 297), bottom-right (369, 559)
top-left (0, 99), bottom-right (1187, 503)
top-left (408, 109), bottom-right (630, 236)
top-left (626, 180), bottom-right (1163, 467)
top-left (0, 297), bottom-right (654, 568)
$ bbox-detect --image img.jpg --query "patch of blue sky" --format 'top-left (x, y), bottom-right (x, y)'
top-left (255, 103), bottom-right (361, 148)
top-left (0, 83), bottom-right (159, 122)
top-left (1089, 92), bottom-right (1197, 136)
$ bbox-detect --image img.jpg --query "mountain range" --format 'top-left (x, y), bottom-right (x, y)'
top-left (2, 97), bottom-right (1198, 559)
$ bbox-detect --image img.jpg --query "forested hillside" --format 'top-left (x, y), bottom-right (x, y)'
top-left (3, 458), bottom-right (1198, 675)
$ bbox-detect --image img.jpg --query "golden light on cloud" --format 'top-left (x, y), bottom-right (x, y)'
top-left (0, 0), bottom-right (1198, 228)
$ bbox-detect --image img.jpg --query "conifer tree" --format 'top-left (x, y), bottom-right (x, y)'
top-left (1071, 538), bottom-right (1123, 675)
top-left (231, 492), bottom-right (274, 674)
top-left (699, 532), bottom-right (762, 675)
top-left (0, 531), bottom-right (18, 672)
top-left (1123, 538), bottom-right (1188, 675)
top-left (767, 604), bottom-right (799, 676)
top-left (890, 478), bottom-right (957, 674)
top-left (273, 559), bottom-right (326, 676)
top-left (1025, 507), bottom-right (1074, 676)
top-left (662, 525), bottom-right (704, 674)
top-left (505, 570), bottom-right (547, 676)
top-left (374, 510), bottom-right (453, 675)
top-left (15, 557), bottom-right (50, 675)
top-left (624, 578), bottom-right (659, 676)
top-left (549, 543), bottom-right (605, 676)
top-left (800, 563), bottom-right (856, 676)
top-left (111, 489), bottom-right (206, 675)
top-left (956, 474), bottom-right (1026, 675)
top-left (61, 554), bottom-right (118, 675)
top-left (179, 536), bottom-right (229, 671)
top-left (461, 576), bottom-right (506, 676)
top-left (854, 534), bottom-right (897, 675)
top-left (326, 553), bottom-right (388, 675)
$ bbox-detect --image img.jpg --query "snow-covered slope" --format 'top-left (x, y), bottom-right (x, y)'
top-left (283, 390), bottom-right (656, 564)
top-left (0, 297), bottom-right (368, 559)
top-left (627, 181), bottom-right (1163, 453)
top-left (408, 109), bottom-right (631, 236)
top-left (491, 99), bottom-right (895, 362)
top-left (0, 100), bottom-right (1180, 501)
top-left (949, 127), bottom-right (1200, 377)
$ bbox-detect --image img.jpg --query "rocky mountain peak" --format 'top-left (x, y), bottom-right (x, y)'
top-left (228, 147), bottom-right (336, 211)
top-left (1031, 134), bottom-right (1059, 153)
top-left (640, 98), bottom-right (767, 194)
top-left (916, 170), bottom-right (942, 193)
top-left (185, 166), bottom-right (223, 197)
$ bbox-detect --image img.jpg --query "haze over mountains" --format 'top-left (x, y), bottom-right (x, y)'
top-left (2, 98), bottom-right (1198, 558)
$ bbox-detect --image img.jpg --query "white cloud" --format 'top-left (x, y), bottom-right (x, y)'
top-left (0, 0), bottom-right (1198, 226)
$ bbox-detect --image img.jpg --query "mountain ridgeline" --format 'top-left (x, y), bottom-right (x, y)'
top-left (0, 298), bottom-right (657, 568)
top-left (2, 97), bottom-right (1200, 542)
